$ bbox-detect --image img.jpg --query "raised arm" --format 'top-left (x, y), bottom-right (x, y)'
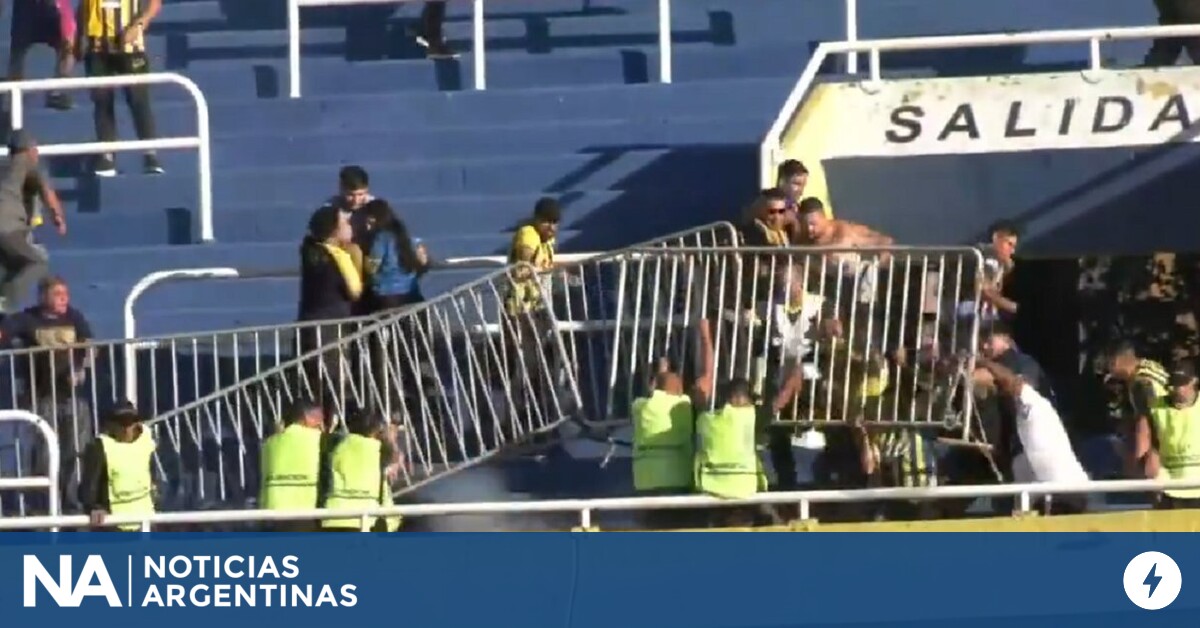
top-left (976, 357), bottom-right (1025, 397)
top-left (691, 318), bottom-right (716, 407)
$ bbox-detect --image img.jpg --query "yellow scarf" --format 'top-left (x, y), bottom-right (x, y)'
top-left (320, 242), bottom-right (363, 301)
top-left (754, 220), bottom-right (789, 246)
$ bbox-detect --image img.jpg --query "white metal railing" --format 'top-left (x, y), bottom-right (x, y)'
top-left (759, 23), bottom-right (1200, 188)
top-left (0, 410), bottom-right (61, 526)
top-left (1, 73), bottom-right (214, 242)
top-left (123, 268), bottom-right (241, 403)
top-left (0, 478), bottom-right (1195, 531)
top-left (286, 0), bottom-right (673, 97)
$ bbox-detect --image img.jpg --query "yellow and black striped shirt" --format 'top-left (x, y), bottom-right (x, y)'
top-left (1135, 359), bottom-right (1169, 400)
top-left (83, 0), bottom-right (145, 52)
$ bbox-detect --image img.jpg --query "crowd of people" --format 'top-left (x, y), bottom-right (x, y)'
top-left (627, 158), bottom-right (1200, 527)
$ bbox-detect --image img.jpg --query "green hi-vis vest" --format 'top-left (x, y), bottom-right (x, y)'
top-left (99, 430), bottom-right (156, 532)
top-left (322, 434), bottom-right (401, 531)
top-left (260, 424), bottom-right (322, 511)
top-left (632, 391), bottom-right (695, 492)
top-left (695, 404), bottom-right (764, 499)
top-left (1149, 399), bottom-right (1200, 499)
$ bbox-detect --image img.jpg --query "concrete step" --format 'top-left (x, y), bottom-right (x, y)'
top-left (48, 145), bottom-right (753, 211)
top-left (16, 77), bottom-right (791, 139)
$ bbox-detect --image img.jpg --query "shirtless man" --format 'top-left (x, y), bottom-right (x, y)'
top-left (796, 197), bottom-right (893, 305)
top-left (796, 197), bottom-right (893, 250)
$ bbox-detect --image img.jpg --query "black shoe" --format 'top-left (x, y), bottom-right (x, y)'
top-left (143, 153), bottom-right (164, 175)
top-left (94, 154), bottom-right (117, 177)
top-left (425, 41), bottom-right (458, 59)
top-left (45, 91), bottom-right (72, 111)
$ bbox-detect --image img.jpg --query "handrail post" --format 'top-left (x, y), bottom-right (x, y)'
top-left (288, 0), bottom-right (302, 98)
top-left (10, 87), bottom-right (23, 130)
top-left (658, 0), bottom-right (672, 83)
top-left (845, 0), bottom-right (858, 74)
top-left (123, 268), bottom-right (239, 402)
top-left (473, 0), bottom-right (486, 90)
top-left (0, 73), bottom-right (211, 243)
top-left (0, 411), bottom-right (60, 528)
top-left (1088, 36), bottom-right (1102, 71)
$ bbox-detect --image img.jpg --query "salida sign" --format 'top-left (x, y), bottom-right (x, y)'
top-left (885, 95), bottom-right (1190, 144)
top-left (822, 69), bottom-right (1200, 157)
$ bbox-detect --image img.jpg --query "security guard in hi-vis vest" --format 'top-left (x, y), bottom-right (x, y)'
top-left (260, 399), bottom-right (328, 531)
top-left (631, 320), bottom-right (716, 530)
top-left (77, 0), bottom-right (164, 176)
top-left (1131, 360), bottom-right (1200, 509)
top-left (695, 377), bottom-right (772, 527)
top-left (78, 400), bottom-right (156, 531)
top-left (321, 408), bottom-right (403, 532)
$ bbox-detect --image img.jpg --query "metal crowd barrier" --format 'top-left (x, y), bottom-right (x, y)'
top-left (0, 410), bottom-right (60, 523)
top-left (134, 263), bottom-right (582, 509)
top-left (546, 245), bottom-right (984, 436)
top-left (2, 478), bottom-right (1197, 532)
top-left (0, 316), bottom-right (384, 516)
top-left (0, 222), bottom-right (733, 516)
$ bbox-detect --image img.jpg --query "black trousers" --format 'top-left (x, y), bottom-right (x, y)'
top-left (1146, 0), bottom-right (1200, 65)
top-left (420, 3), bottom-right (445, 40)
top-left (86, 51), bottom-right (157, 144)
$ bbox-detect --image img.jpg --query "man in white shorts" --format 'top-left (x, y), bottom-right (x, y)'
top-left (976, 357), bottom-right (1088, 514)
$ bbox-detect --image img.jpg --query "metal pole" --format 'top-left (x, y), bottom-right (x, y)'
top-left (288, 0), bottom-right (303, 98)
top-left (658, 0), bottom-right (672, 83)
top-left (845, 0), bottom-right (858, 74)
top-left (473, 0), bottom-right (486, 89)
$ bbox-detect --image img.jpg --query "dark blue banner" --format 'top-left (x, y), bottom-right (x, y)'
top-left (0, 533), bottom-right (1193, 626)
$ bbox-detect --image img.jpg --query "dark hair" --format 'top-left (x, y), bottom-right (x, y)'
top-left (106, 400), bottom-right (141, 426)
top-left (345, 406), bottom-right (385, 437)
top-left (760, 188), bottom-right (788, 203)
top-left (283, 398), bottom-right (321, 426)
top-left (533, 197), bottom-right (562, 224)
top-left (364, 200), bottom-right (425, 275)
top-left (338, 165), bottom-right (369, 191)
top-left (797, 197), bottom-right (824, 214)
top-left (777, 160), bottom-right (809, 181)
top-left (723, 378), bottom-right (752, 402)
top-left (307, 205), bottom-right (341, 241)
top-left (983, 320), bottom-right (1015, 340)
top-left (988, 220), bottom-right (1021, 239)
top-left (1107, 341), bottom-right (1138, 361)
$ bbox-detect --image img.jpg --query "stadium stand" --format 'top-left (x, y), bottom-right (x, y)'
top-left (3, 0), bottom-right (1196, 528)
top-left (10, 0), bottom-right (1162, 340)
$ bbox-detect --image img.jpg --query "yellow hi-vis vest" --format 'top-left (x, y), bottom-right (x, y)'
top-left (260, 424), bottom-right (322, 511)
top-left (695, 404), bottom-right (764, 499)
top-left (322, 434), bottom-right (401, 531)
top-left (1149, 399), bottom-right (1200, 499)
top-left (99, 430), bottom-right (156, 532)
top-left (632, 391), bottom-right (694, 492)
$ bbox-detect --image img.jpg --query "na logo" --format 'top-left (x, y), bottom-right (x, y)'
top-left (23, 555), bottom-right (122, 608)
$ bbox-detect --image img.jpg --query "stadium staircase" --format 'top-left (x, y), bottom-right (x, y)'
top-left (5, 0), bottom-right (1156, 339)
top-left (0, 0), bottom-right (1170, 513)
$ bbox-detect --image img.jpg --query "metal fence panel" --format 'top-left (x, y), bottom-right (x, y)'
top-left (134, 263), bottom-right (581, 510)
top-left (547, 246), bottom-right (985, 436)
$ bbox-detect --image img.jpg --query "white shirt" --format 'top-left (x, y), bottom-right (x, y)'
top-left (1011, 384), bottom-right (1088, 484)
top-left (773, 292), bottom-right (824, 362)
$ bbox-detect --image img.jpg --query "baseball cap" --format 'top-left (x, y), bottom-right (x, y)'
top-left (1167, 360), bottom-right (1196, 386)
top-left (7, 129), bottom-right (35, 153)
